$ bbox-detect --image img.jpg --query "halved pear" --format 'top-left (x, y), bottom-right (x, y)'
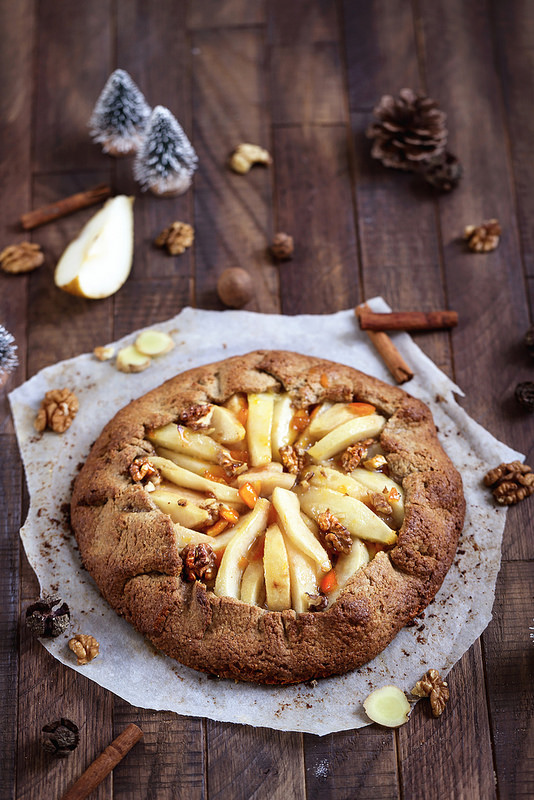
top-left (54, 195), bottom-right (134, 298)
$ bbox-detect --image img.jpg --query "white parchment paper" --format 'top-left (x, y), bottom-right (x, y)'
top-left (9, 298), bottom-right (520, 735)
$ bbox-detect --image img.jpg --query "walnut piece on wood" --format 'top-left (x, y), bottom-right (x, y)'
top-left (483, 460), bottom-right (534, 505)
top-left (228, 143), bottom-right (272, 174)
top-left (34, 388), bottom-right (79, 433)
top-left (68, 633), bottom-right (100, 665)
top-left (154, 221), bottom-right (194, 255)
top-left (271, 232), bottom-right (294, 261)
top-left (412, 668), bottom-right (450, 717)
top-left (0, 241), bottom-right (44, 273)
top-left (464, 219), bottom-right (501, 252)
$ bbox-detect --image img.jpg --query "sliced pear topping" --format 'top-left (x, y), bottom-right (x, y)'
top-left (307, 413), bottom-right (386, 462)
top-left (271, 487), bottom-right (331, 573)
top-left (363, 686), bottom-right (411, 728)
top-left (135, 329), bottom-right (174, 357)
top-left (150, 487), bottom-right (213, 528)
top-left (307, 402), bottom-right (363, 438)
top-left (240, 560), bottom-right (265, 605)
top-left (214, 498), bottom-right (270, 598)
top-left (302, 465), bottom-right (369, 503)
top-left (148, 423), bottom-right (230, 463)
top-left (149, 455), bottom-right (243, 504)
top-left (54, 195), bottom-right (134, 299)
top-left (247, 393), bottom-right (274, 466)
top-left (263, 524), bottom-right (291, 611)
top-left (329, 538), bottom-right (370, 603)
top-left (271, 393), bottom-right (298, 460)
top-left (297, 485), bottom-right (397, 545)
top-left (209, 405), bottom-right (246, 444)
top-left (284, 538), bottom-right (320, 613)
top-left (116, 345), bottom-right (151, 373)
top-left (236, 466), bottom-right (295, 496)
top-left (174, 522), bottom-right (237, 553)
top-left (351, 468), bottom-right (404, 528)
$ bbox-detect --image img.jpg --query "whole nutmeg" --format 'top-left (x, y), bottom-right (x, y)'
top-left (25, 594), bottom-right (70, 638)
top-left (217, 268), bottom-right (254, 308)
top-left (42, 718), bottom-right (79, 757)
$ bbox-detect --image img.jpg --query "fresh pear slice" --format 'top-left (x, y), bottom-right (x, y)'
top-left (240, 560), bottom-right (265, 605)
top-left (174, 522), bottom-right (237, 553)
top-left (149, 455), bottom-right (243, 504)
top-left (156, 447), bottom-right (214, 477)
top-left (150, 487), bottom-right (212, 528)
top-left (115, 345), bottom-right (151, 373)
top-left (307, 414), bottom-right (386, 462)
top-left (285, 538), bottom-right (319, 613)
top-left (302, 465), bottom-right (369, 503)
top-left (297, 485), bottom-right (398, 545)
top-left (271, 487), bottom-right (331, 573)
top-left (236, 467), bottom-right (295, 496)
top-left (263, 524), bottom-right (291, 611)
top-left (135, 330), bottom-right (174, 357)
top-left (329, 537), bottom-right (370, 603)
top-left (363, 686), bottom-right (411, 727)
top-left (247, 392), bottom-right (275, 466)
top-left (214, 498), bottom-right (270, 598)
top-left (209, 405), bottom-right (246, 444)
top-left (271, 393), bottom-right (298, 459)
top-left (148, 423), bottom-right (230, 463)
top-left (54, 195), bottom-right (134, 298)
top-left (307, 402), bottom-right (363, 439)
top-left (351, 468), bottom-right (404, 528)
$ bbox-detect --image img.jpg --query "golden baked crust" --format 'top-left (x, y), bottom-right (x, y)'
top-left (71, 351), bottom-right (465, 684)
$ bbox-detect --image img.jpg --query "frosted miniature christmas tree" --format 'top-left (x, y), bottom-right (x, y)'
top-left (89, 69), bottom-right (151, 156)
top-left (133, 106), bottom-right (198, 196)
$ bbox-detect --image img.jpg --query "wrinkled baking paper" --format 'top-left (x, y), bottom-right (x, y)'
top-left (9, 298), bottom-right (520, 735)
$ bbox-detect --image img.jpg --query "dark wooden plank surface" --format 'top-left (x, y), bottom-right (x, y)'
top-left (1, 1), bottom-right (533, 798)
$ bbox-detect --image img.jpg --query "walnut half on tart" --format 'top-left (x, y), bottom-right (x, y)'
top-left (71, 351), bottom-right (465, 684)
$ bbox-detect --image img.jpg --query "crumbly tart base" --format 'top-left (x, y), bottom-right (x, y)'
top-left (71, 351), bottom-right (465, 685)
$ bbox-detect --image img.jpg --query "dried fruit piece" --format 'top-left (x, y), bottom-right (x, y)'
top-left (93, 345), bottom-right (115, 361)
top-left (116, 344), bottom-right (151, 373)
top-left (42, 718), bottom-right (79, 757)
top-left (229, 143), bottom-right (272, 174)
top-left (34, 388), bottom-right (79, 433)
top-left (135, 330), bottom-right (174, 357)
top-left (271, 232), bottom-right (294, 261)
top-left (68, 633), bottom-right (100, 665)
top-left (0, 241), bottom-right (44, 273)
top-left (464, 219), bottom-right (501, 253)
top-left (217, 267), bottom-right (254, 308)
top-left (363, 685), bottom-right (411, 727)
top-left (154, 221), bottom-right (194, 255)
top-left (412, 669), bottom-right (450, 717)
top-left (25, 595), bottom-right (70, 638)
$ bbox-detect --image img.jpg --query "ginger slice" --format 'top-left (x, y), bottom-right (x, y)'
top-left (116, 345), bottom-right (151, 373)
top-left (135, 329), bottom-right (174, 357)
top-left (363, 685), bottom-right (411, 727)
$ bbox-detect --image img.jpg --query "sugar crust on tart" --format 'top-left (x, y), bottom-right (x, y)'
top-left (71, 351), bottom-right (465, 684)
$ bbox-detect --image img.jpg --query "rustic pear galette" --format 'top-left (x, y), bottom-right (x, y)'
top-left (71, 351), bottom-right (465, 684)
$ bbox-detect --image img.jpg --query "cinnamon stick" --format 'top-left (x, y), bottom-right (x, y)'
top-left (355, 305), bottom-right (414, 384)
top-left (358, 308), bottom-right (458, 332)
top-left (60, 723), bottom-right (143, 800)
top-left (20, 184), bottom-right (112, 230)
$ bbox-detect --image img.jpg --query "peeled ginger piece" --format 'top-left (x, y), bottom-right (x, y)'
top-left (363, 685), bottom-right (411, 727)
top-left (135, 330), bottom-right (174, 357)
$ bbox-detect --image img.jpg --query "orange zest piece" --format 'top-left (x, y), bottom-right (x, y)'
top-left (229, 449), bottom-right (248, 464)
top-left (320, 569), bottom-right (338, 594)
top-left (320, 373), bottom-right (330, 388)
top-left (238, 556), bottom-right (249, 570)
top-left (239, 481), bottom-right (259, 509)
top-left (349, 402), bottom-right (376, 416)
top-left (204, 468), bottom-right (228, 484)
top-left (220, 506), bottom-right (240, 525)
top-left (206, 519), bottom-right (228, 537)
top-left (388, 487), bottom-right (401, 502)
top-left (290, 408), bottom-right (310, 432)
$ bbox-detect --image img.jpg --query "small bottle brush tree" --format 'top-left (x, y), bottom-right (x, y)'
top-left (89, 69), bottom-right (151, 157)
top-left (134, 106), bottom-right (198, 196)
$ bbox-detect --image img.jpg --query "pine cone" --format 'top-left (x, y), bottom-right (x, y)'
top-left (367, 89), bottom-right (447, 171)
top-left (418, 151), bottom-right (463, 192)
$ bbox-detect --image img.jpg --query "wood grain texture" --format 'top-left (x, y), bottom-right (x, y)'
top-left (268, 0), bottom-right (340, 45)
top-left (188, 0), bottom-right (265, 30)
top-left (483, 561), bottom-right (534, 798)
top-left (192, 28), bottom-right (279, 312)
top-left (206, 722), bottom-right (305, 800)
